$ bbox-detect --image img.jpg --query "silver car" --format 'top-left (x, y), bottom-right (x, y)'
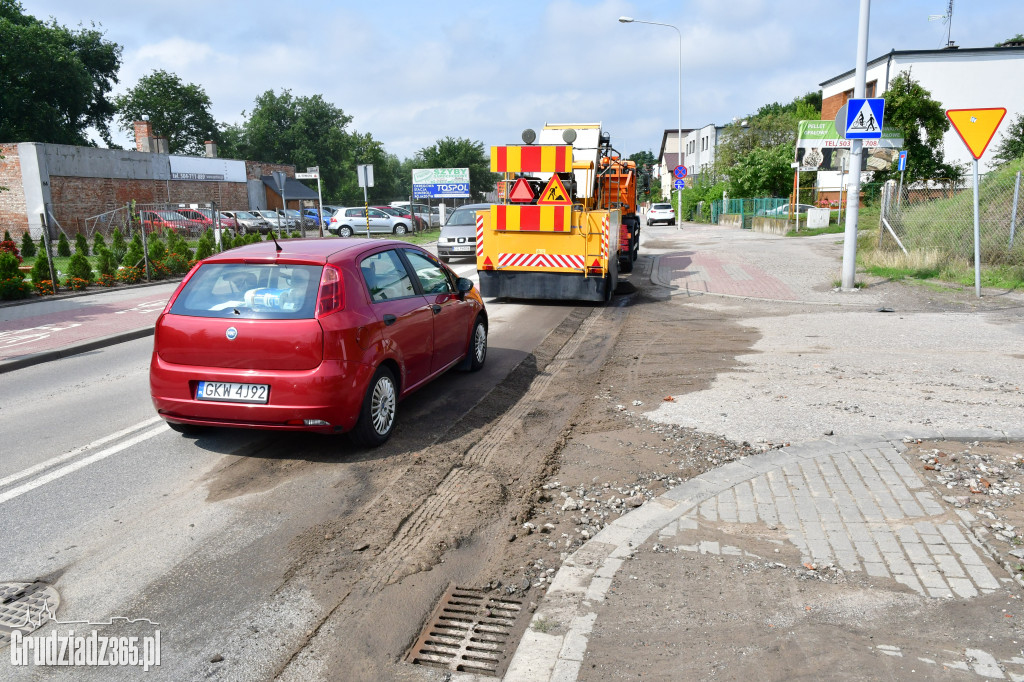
top-left (252, 209), bottom-right (297, 230)
top-left (222, 210), bottom-right (270, 234)
top-left (327, 207), bottom-right (412, 237)
top-left (437, 203), bottom-right (488, 262)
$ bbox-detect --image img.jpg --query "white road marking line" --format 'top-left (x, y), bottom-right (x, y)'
top-left (0, 417), bottom-right (163, 490)
top-left (0, 424), bottom-right (168, 506)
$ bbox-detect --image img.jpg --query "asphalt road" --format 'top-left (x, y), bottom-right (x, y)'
top-left (0, 257), bottom-right (572, 680)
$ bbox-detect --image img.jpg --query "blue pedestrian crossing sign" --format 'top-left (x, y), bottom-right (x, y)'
top-left (845, 98), bottom-right (885, 139)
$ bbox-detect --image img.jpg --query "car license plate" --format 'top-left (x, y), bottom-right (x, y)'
top-left (197, 381), bottom-right (269, 404)
top-left (454, 246), bottom-right (472, 252)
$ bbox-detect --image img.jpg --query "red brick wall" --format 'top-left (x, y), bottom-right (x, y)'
top-left (821, 92), bottom-right (848, 123)
top-left (245, 160), bottom-right (294, 181)
top-left (0, 143), bottom-right (29, 237)
top-left (48, 176), bottom-right (249, 235)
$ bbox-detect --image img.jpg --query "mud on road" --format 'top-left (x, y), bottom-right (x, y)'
top-left (261, 261), bottom-right (769, 680)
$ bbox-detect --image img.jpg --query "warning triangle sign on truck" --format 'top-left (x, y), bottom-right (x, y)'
top-left (537, 175), bottom-right (571, 205)
top-left (508, 177), bottom-right (535, 203)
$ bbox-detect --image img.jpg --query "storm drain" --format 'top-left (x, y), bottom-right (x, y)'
top-left (407, 586), bottom-right (526, 677)
top-left (0, 582), bottom-right (61, 645)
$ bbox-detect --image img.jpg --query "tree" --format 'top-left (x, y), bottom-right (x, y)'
top-left (879, 70), bottom-right (962, 183)
top-left (628, 150), bottom-right (659, 203)
top-left (0, 1), bottom-right (121, 145)
top-left (991, 113), bottom-right (1024, 167)
top-left (115, 70), bottom-right (218, 155)
top-left (728, 144), bottom-right (794, 198)
top-left (417, 137), bottom-right (498, 201)
top-left (716, 92), bottom-right (820, 172)
top-left (225, 90), bottom-right (357, 202)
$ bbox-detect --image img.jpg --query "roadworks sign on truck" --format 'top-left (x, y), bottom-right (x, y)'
top-left (476, 123), bottom-right (626, 302)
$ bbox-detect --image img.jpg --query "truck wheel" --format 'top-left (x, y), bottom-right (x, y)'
top-left (619, 256), bottom-right (633, 273)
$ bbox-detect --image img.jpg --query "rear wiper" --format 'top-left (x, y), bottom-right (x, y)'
top-left (233, 308), bottom-right (240, 316)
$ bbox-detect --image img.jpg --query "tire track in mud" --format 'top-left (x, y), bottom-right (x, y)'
top-left (363, 307), bottom-right (611, 591)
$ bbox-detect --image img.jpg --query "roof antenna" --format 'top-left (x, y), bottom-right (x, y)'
top-left (269, 231), bottom-right (283, 253)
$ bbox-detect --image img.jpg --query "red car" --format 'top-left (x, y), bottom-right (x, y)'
top-left (374, 205), bottom-right (426, 232)
top-left (176, 207), bottom-right (238, 231)
top-left (150, 238), bottom-right (488, 446)
top-left (139, 210), bottom-right (204, 237)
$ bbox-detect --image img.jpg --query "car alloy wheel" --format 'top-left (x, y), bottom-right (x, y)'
top-left (339, 226), bottom-right (353, 238)
top-left (393, 223), bottom-right (408, 235)
top-left (470, 319), bottom-right (487, 371)
top-left (351, 365), bottom-right (397, 447)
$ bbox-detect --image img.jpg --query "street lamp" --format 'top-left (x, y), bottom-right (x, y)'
top-left (619, 16), bottom-right (682, 216)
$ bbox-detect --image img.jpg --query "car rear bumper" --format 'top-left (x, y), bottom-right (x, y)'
top-left (150, 354), bottom-right (373, 433)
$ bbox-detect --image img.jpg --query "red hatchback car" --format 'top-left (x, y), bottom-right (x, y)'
top-left (150, 238), bottom-right (487, 446)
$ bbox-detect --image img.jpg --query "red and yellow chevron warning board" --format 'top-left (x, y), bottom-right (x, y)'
top-left (498, 253), bottom-right (585, 269)
top-left (492, 204), bottom-right (572, 232)
top-left (490, 145), bottom-right (572, 173)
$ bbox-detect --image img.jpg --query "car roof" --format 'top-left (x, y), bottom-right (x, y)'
top-left (452, 203), bottom-right (491, 211)
top-left (203, 238), bottom-right (417, 264)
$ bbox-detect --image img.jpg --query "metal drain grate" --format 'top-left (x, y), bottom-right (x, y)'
top-left (407, 585), bottom-right (526, 676)
top-left (0, 582), bottom-right (61, 646)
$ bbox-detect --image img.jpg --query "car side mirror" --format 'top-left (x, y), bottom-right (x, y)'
top-left (456, 277), bottom-right (474, 300)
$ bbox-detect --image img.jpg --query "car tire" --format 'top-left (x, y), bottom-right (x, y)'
top-left (460, 317), bottom-right (487, 372)
top-left (393, 223), bottom-right (408, 235)
top-left (349, 365), bottom-right (398, 447)
top-left (669, 219), bottom-right (675, 226)
top-left (646, 219), bottom-right (652, 226)
top-left (238, 224), bottom-right (247, 236)
top-left (339, 226), bottom-right (353, 238)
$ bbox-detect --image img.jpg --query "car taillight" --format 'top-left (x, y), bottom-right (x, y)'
top-left (316, 264), bottom-right (344, 317)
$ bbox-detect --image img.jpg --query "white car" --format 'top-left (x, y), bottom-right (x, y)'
top-left (646, 203), bottom-right (675, 226)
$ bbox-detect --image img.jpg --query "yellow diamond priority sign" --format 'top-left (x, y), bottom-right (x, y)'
top-left (946, 108), bottom-right (1007, 160)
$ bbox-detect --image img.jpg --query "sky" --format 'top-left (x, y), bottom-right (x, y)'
top-left (21, 0), bottom-right (1024, 161)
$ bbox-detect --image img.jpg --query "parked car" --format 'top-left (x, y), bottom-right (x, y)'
top-left (302, 208), bottom-right (332, 227)
top-left (179, 207), bottom-right (240, 232)
top-left (437, 203), bottom-right (488, 263)
top-left (221, 210), bottom-right (270, 235)
top-left (391, 202), bottom-right (439, 228)
top-left (149, 238), bottom-right (488, 446)
top-left (282, 208), bottom-right (315, 229)
top-left (646, 203), bottom-right (675, 226)
top-left (373, 205), bottom-right (425, 232)
top-left (328, 207), bottom-right (412, 237)
top-left (252, 210), bottom-right (293, 230)
top-left (140, 210), bottom-right (205, 237)
top-left (760, 203), bottom-right (815, 217)
top-left (321, 204), bottom-right (344, 217)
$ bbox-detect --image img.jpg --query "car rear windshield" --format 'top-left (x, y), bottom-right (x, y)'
top-left (652, 204), bottom-right (672, 210)
top-left (169, 263), bottom-right (322, 319)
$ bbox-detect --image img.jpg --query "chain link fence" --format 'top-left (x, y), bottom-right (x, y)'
top-left (878, 167), bottom-right (1024, 266)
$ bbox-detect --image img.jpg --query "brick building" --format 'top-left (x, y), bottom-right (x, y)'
top-left (0, 120), bottom-right (306, 237)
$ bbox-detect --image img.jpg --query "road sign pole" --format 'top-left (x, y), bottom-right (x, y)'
top-left (973, 158), bottom-right (981, 297)
top-left (841, 0), bottom-right (871, 291)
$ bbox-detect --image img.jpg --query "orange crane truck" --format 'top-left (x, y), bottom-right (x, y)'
top-left (475, 123), bottom-right (638, 301)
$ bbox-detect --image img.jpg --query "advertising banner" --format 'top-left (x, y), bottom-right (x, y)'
top-left (168, 156), bottom-right (246, 182)
top-left (796, 120), bottom-right (904, 173)
top-left (412, 168), bottom-right (470, 198)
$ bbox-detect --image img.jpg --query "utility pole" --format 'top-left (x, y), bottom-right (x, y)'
top-left (840, 0), bottom-right (871, 290)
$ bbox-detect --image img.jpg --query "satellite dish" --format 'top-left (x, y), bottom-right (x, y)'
top-left (562, 129), bottom-right (577, 144)
top-left (521, 129), bottom-right (536, 144)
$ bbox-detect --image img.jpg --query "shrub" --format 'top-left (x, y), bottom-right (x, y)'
top-left (167, 233), bottom-right (193, 261)
top-left (21, 231), bottom-right (36, 258)
top-left (0, 238), bottom-right (21, 263)
top-left (195, 237), bottom-right (214, 261)
top-left (116, 265), bottom-right (143, 284)
top-left (290, 231), bottom-right (301, 239)
top-left (150, 260), bottom-right (171, 279)
top-left (2, 230), bottom-right (10, 241)
top-left (30, 253), bottom-right (52, 284)
top-left (123, 238), bottom-right (144, 269)
top-left (98, 273), bottom-right (116, 287)
top-left (75, 232), bottom-right (89, 256)
top-left (203, 227), bottom-right (214, 243)
top-left (220, 233), bottom-right (234, 250)
top-left (34, 279), bottom-right (55, 295)
top-left (67, 252), bottom-right (94, 282)
top-left (38, 234), bottom-right (45, 252)
top-left (96, 248), bottom-right (116, 278)
top-left (0, 276), bottom-right (32, 300)
top-left (63, 276), bottom-right (90, 291)
top-left (163, 252), bottom-right (190, 275)
top-left (0, 251), bottom-right (22, 279)
top-left (110, 228), bottom-right (127, 264)
top-left (57, 232), bottom-right (71, 257)
top-left (148, 235), bottom-right (166, 263)
top-left (93, 232), bottom-right (106, 253)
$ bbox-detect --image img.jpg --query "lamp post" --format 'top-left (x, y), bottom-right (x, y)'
top-left (619, 16), bottom-right (682, 217)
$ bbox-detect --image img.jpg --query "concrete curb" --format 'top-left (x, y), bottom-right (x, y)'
top-left (502, 428), bottom-right (1014, 682)
top-left (0, 326), bottom-right (154, 374)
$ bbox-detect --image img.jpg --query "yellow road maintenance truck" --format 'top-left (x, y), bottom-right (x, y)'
top-left (476, 123), bottom-right (631, 302)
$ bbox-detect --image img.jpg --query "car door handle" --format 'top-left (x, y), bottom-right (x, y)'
top-left (430, 304), bottom-right (441, 314)
top-left (383, 314), bottom-right (397, 326)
